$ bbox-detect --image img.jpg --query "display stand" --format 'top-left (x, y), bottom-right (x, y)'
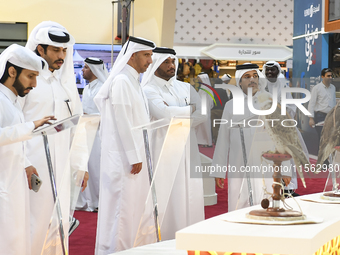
top-left (229, 114), bottom-right (260, 208)
top-left (133, 117), bottom-right (192, 247)
top-left (248, 152), bottom-right (304, 219)
top-left (33, 114), bottom-right (100, 255)
top-left (323, 146), bottom-right (340, 198)
top-left (317, 118), bottom-right (340, 199)
top-left (133, 118), bottom-right (170, 243)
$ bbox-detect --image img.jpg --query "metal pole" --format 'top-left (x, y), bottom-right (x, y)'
top-left (328, 153), bottom-right (338, 191)
top-left (239, 126), bottom-right (253, 206)
top-left (142, 128), bottom-right (161, 242)
top-left (64, 100), bottom-right (72, 116)
top-left (42, 132), bottom-right (68, 255)
top-left (111, 1), bottom-right (115, 67)
top-left (132, 0), bottom-right (134, 36)
top-left (121, 0), bottom-right (128, 45)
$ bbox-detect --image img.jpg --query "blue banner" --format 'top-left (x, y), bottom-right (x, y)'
top-left (293, 0), bottom-right (322, 37)
top-left (293, 0), bottom-right (324, 156)
top-left (293, 36), bottom-right (322, 90)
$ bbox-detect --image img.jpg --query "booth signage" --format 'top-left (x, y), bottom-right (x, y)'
top-left (201, 44), bottom-right (292, 61)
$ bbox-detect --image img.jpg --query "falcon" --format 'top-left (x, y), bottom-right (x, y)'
top-left (316, 102), bottom-right (340, 167)
top-left (257, 92), bottom-right (309, 187)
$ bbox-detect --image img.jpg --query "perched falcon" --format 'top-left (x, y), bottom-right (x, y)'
top-left (257, 92), bottom-right (309, 187)
top-left (316, 102), bottom-right (340, 166)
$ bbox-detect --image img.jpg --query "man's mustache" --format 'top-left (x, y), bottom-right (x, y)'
top-left (54, 59), bottom-right (64, 64)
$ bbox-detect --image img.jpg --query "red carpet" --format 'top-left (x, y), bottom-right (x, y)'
top-left (69, 146), bottom-right (329, 254)
top-left (69, 211), bottom-right (98, 255)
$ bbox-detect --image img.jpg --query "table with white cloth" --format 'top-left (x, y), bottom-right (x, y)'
top-left (176, 193), bottom-right (340, 255)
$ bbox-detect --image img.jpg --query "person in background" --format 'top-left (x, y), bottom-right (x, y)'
top-left (76, 57), bottom-right (108, 212)
top-left (308, 68), bottom-right (336, 140)
top-left (262, 61), bottom-right (296, 118)
top-left (196, 73), bottom-right (214, 147)
top-left (142, 47), bottom-right (205, 240)
top-left (210, 77), bottom-right (230, 144)
top-left (262, 60), bottom-right (308, 196)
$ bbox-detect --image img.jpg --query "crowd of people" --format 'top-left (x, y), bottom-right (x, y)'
top-left (0, 20), bottom-right (338, 255)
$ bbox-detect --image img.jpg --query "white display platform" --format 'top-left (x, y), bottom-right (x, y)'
top-left (112, 240), bottom-right (184, 255)
top-left (176, 193), bottom-right (340, 254)
top-left (300, 192), bottom-right (340, 204)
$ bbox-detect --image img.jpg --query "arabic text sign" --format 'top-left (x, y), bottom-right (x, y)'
top-left (201, 44), bottom-right (292, 61)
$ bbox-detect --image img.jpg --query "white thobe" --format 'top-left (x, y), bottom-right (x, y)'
top-left (211, 94), bottom-right (273, 212)
top-left (77, 79), bottom-right (103, 211)
top-left (265, 77), bottom-right (296, 118)
top-left (95, 65), bottom-right (152, 254)
top-left (0, 85), bottom-right (34, 255)
top-left (20, 69), bottom-right (82, 255)
top-left (196, 87), bottom-right (214, 146)
top-left (143, 76), bottom-right (205, 240)
top-left (83, 79), bottom-right (102, 114)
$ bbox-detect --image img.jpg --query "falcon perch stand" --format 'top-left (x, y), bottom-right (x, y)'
top-left (248, 152), bottom-right (304, 218)
top-left (323, 146), bottom-right (340, 198)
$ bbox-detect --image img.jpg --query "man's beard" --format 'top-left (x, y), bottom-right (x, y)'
top-left (266, 76), bottom-right (277, 83)
top-left (157, 68), bottom-right (175, 81)
top-left (51, 59), bottom-right (64, 71)
top-left (13, 77), bottom-right (32, 97)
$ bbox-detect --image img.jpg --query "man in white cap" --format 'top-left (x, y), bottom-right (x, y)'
top-left (20, 21), bottom-right (83, 255)
top-left (94, 36), bottom-right (155, 254)
top-left (76, 57), bottom-right (108, 212)
top-left (141, 47), bottom-right (205, 240)
top-left (221, 73), bottom-right (232, 84)
top-left (0, 44), bottom-right (55, 255)
top-left (221, 73), bottom-right (233, 99)
top-left (82, 57), bottom-right (109, 115)
top-left (211, 63), bottom-right (275, 211)
top-left (262, 61), bottom-right (296, 118)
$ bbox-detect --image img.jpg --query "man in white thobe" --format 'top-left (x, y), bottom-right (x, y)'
top-left (196, 73), bottom-right (214, 147)
top-left (76, 57), bottom-right (108, 212)
top-left (0, 44), bottom-right (55, 255)
top-left (142, 47), bottom-right (205, 240)
top-left (221, 73), bottom-right (233, 99)
top-left (262, 61), bottom-right (296, 118)
top-left (20, 21), bottom-right (83, 255)
top-left (94, 36), bottom-right (155, 254)
top-left (221, 73), bottom-right (232, 84)
top-left (211, 63), bottom-right (291, 211)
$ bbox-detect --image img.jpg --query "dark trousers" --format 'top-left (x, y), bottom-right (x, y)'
top-left (314, 111), bottom-right (330, 165)
top-left (314, 111), bottom-right (327, 140)
top-left (211, 109), bottom-right (223, 144)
